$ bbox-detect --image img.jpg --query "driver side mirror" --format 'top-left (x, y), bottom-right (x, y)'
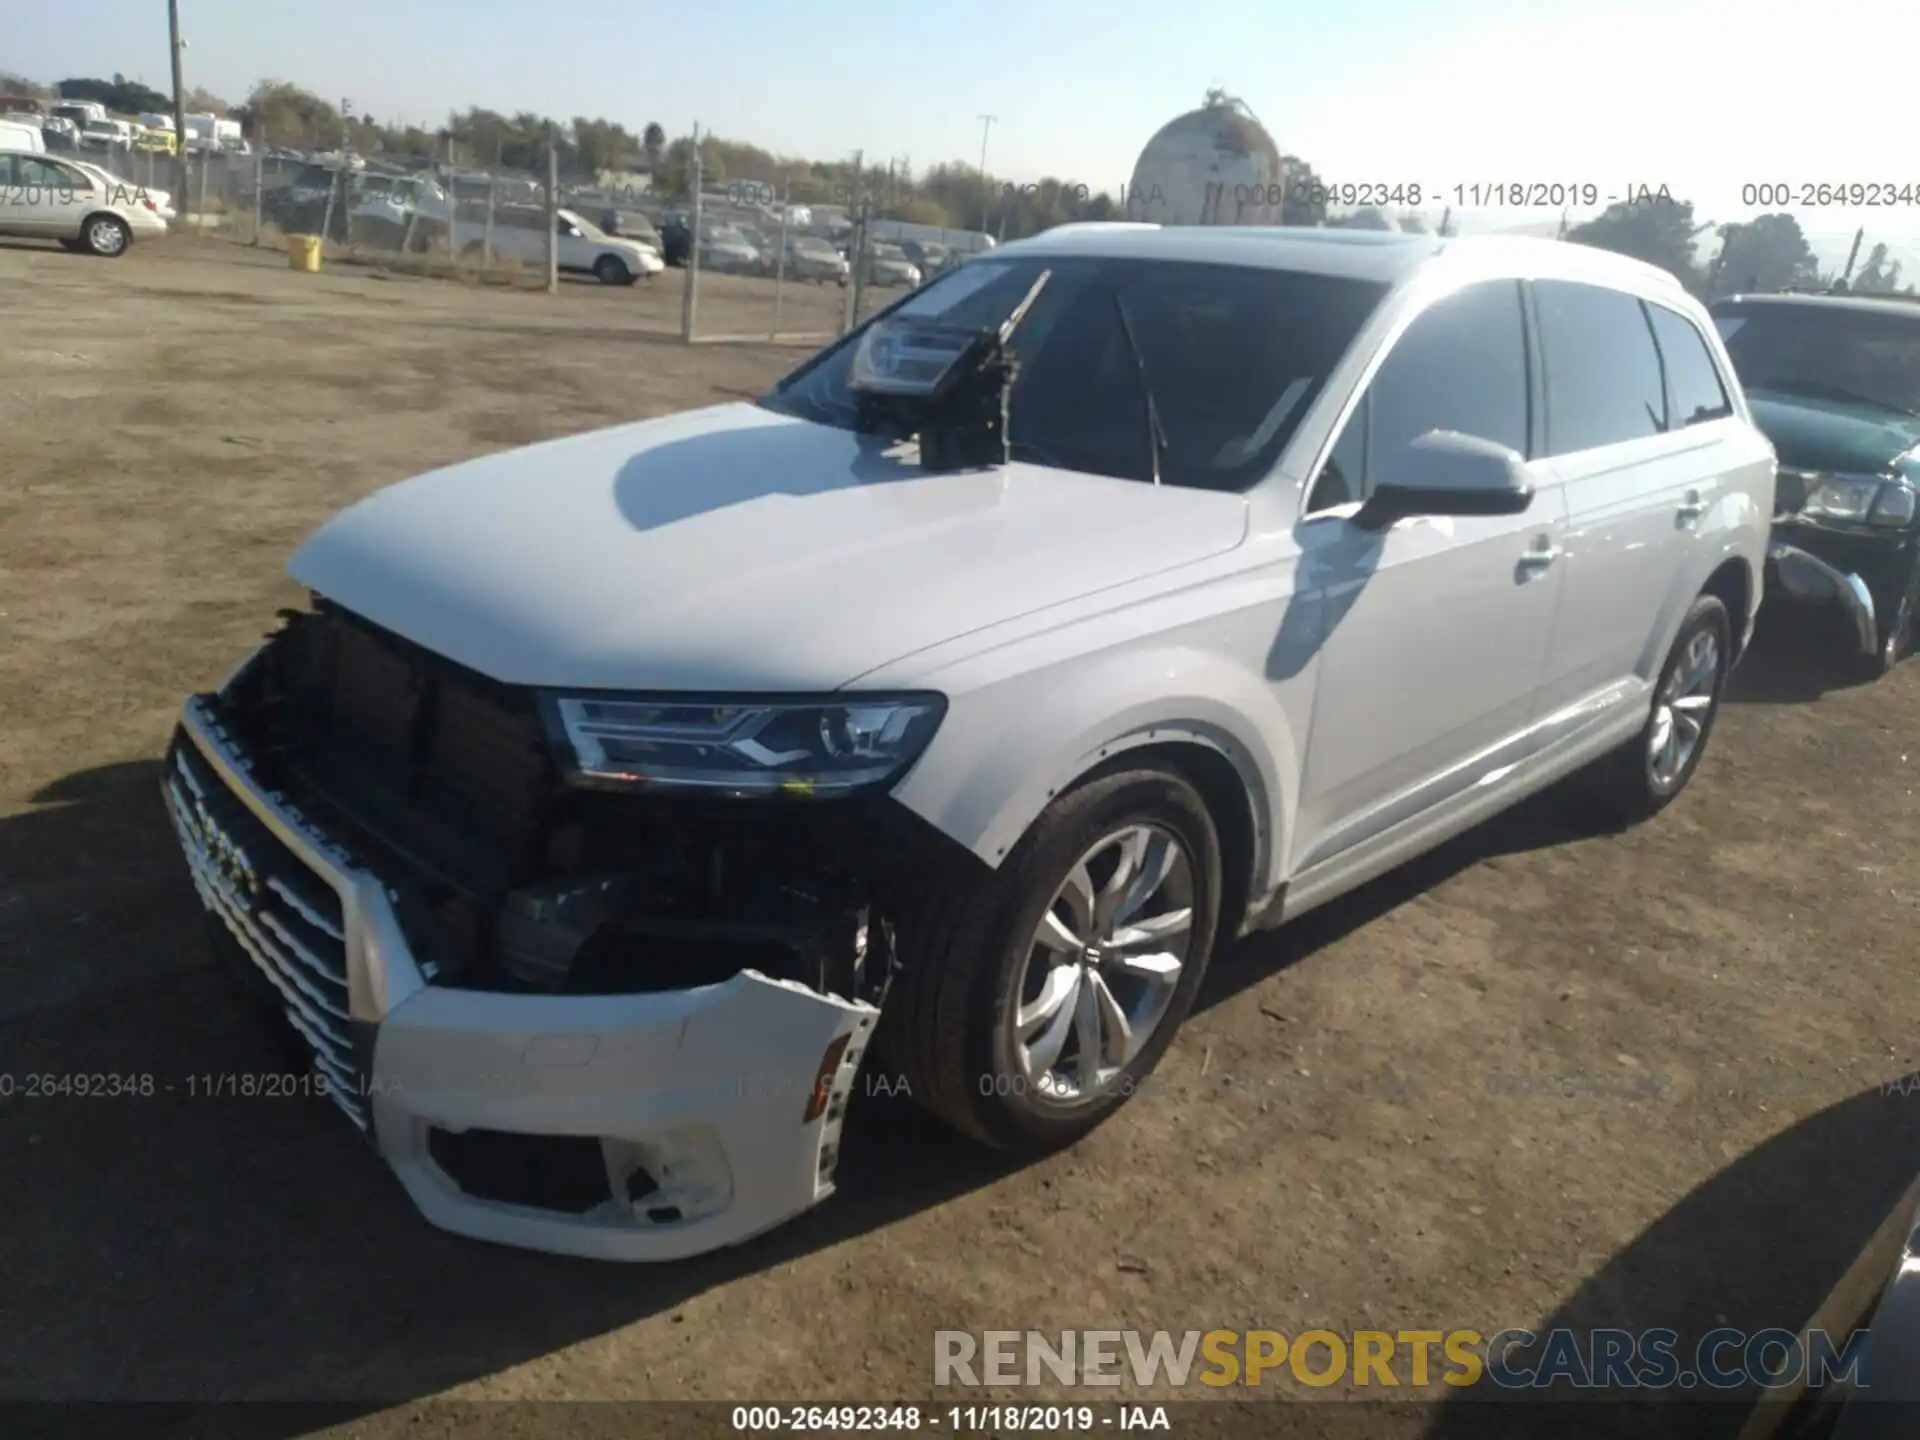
top-left (1353, 430), bottom-right (1534, 530)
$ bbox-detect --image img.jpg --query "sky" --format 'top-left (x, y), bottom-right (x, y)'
top-left (11, 0), bottom-right (1920, 270)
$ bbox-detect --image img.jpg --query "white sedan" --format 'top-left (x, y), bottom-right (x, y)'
top-left (0, 149), bottom-right (168, 256)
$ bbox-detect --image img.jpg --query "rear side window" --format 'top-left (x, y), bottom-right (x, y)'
top-left (1647, 304), bottom-right (1735, 427)
top-left (1535, 279), bottom-right (1667, 454)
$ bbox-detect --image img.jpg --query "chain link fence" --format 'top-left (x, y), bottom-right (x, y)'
top-left (50, 137), bottom-right (986, 353)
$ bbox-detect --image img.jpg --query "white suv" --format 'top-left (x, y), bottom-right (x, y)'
top-left (161, 227), bottom-right (1772, 1261)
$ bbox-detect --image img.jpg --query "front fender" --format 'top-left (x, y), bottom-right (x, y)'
top-left (887, 644), bottom-right (1299, 907)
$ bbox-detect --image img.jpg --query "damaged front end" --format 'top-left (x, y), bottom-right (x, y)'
top-left (162, 601), bottom-right (963, 1260)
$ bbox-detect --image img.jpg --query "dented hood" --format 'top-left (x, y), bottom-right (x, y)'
top-left (287, 402), bottom-right (1249, 691)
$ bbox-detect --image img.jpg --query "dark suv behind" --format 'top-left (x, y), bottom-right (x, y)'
top-left (1711, 292), bottom-right (1920, 676)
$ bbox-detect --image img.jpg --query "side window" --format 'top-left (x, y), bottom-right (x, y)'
top-left (0, 156), bottom-right (16, 187)
top-left (1307, 279), bottom-right (1529, 513)
top-left (1646, 304), bottom-right (1735, 427)
top-left (1534, 279), bottom-right (1668, 453)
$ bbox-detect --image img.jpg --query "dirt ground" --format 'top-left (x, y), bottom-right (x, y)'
top-left (1, 233), bottom-right (1917, 1438)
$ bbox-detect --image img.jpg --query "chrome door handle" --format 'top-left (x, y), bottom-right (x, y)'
top-left (1677, 491), bottom-right (1706, 521)
top-left (1519, 544), bottom-right (1561, 569)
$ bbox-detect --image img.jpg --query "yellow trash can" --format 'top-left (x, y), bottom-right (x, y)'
top-left (286, 234), bottom-right (323, 273)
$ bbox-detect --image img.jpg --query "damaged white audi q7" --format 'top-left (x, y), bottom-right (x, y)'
top-left (164, 225), bottom-right (1774, 1260)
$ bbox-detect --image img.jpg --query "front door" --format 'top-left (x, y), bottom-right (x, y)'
top-left (1290, 278), bottom-right (1566, 873)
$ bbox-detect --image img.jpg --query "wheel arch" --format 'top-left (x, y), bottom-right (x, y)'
top-left (1700, 554), bottom-right (1755, 661)
top-left (887, 647), bottom-right (1299, 935)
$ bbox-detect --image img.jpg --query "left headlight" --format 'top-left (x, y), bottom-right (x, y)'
top-left (1801, 473), bottom-right (1917, 528)
top-left (548, 694), bottom-right (946, 798)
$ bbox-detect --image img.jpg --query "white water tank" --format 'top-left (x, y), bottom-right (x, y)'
top-left (1125, 91), bottom-right (1285, 227)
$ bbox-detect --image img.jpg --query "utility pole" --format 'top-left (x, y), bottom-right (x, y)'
top-left (681, 123), bottom-right (702, 341)
top-left (166, 0), bottom-right (188, 221)
top-left (976, 114), bottom-right (996, 232)
top-left (544, 121), bottom-right (559, 294)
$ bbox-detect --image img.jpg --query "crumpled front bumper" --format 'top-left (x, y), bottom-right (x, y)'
top-left (1767, 537), bottom-right (1879, 656)
top-left (160, 692), bottom-right (878, 1262)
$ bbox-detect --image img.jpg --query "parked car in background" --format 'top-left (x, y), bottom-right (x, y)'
top-left (782, 233), bottom-right (850, 284)
top-left (0, 148), bottom-right (168, 255)
top-left (696, 221), bottom-right (764, 274)
top-left (861, 241), bottom-right (922, 288)
top-left (79, 120), bottom-right (129, 153)
top-left (0, 119), bottom-right (46, 153)
top-left (1711, 292), bottom-right (1920, 677)
top-left (132, 126), bottom-right (177, 157)
top-left (159, 227), bottom-right (1768, 1262)
top-left (452, 206), bottom-right (663, 285)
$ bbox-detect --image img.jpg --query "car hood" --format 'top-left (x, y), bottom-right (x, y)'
top-left (288, 402), bottom-right (1249, 691)
top-left (1748, 390), bottom-right (1920, 475)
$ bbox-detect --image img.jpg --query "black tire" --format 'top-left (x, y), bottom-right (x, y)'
top-left (593, 255), bottom-right (629, 285)
top-left (1583, 593), bottom-right (1732, 824)
top-left (884, 766), bottom-right (1223, 1153)
top-left (79, 213), bottom-right (132, 258)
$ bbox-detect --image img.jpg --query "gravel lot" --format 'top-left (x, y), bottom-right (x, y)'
top-left (1, 233), bottom-right (1916, 1439)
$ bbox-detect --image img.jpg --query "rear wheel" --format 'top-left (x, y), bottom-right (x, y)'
top-left (1581, 594), bottom-right (1731, 824)
top-left (886, 767), bottom-right (1222, 1152)
top-left (80, 214), bottom-right (132, 258)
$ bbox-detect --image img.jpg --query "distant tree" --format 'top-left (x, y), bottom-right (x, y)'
top-left (1568, 197), bottom-right (1708, 291)
top-left (57, 75), bottom-right (171, 115)
top-left (1398, 212), bottom-right (1429, 234)
top-left (0, 72), bottom-right (51, 101)
top-left (1715, 213), bottom-right (1819, 294)
top-left (1852, 242), bottom-right (1904, 294)
top-left (234, 81), bottom-right (338, 149)
top-left (184, 86), bottom-right (230, 115)
top-left (642, 121), bottom-right (666, 165)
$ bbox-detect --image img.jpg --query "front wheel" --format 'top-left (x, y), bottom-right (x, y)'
top-left (1582, 593), bottom-right (1731, 824)
top-left (593, 255), bottom-right (630, 285)
top-left (885, 767), bottom-right (1222, 1152)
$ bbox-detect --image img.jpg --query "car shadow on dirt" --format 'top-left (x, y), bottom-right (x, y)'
top-left (1418, 1083), bottom-right (1920, 1440)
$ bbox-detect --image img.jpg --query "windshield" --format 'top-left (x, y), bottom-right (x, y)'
top-left (873, 245), bottom-right (909, 263)
top-left (1713, 303), bottom-right (1920, 418)
top-left (793, 237), bottom-right (836, 255)
top-left (764, 256), bottom-right (1387, 492)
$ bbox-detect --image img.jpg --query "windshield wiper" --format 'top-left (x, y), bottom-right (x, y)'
top-left (1761, 376), bottom-right (1920, 419)
top-left (1111, 292), bottom-right (1168, 486)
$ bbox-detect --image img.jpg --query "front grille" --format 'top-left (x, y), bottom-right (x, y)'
top-left (163, 735), bottom-right (370, 1130)
top-left (248, 604), bottom-right (558, 899)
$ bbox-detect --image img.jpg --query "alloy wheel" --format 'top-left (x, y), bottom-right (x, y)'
top-left (1648, 627), bottom-right (1720, 791)
top-left (1011, 824), bottom-right (1195, 1102)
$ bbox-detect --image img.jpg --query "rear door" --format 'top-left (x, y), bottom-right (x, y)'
top-left (1528, 280), bottom-right (1732, 745)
